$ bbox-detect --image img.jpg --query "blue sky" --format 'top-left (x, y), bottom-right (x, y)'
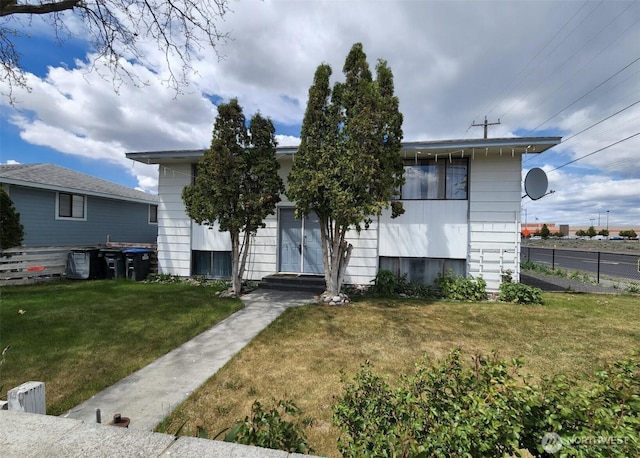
top-left (1, 0), bottom-right (639, 228)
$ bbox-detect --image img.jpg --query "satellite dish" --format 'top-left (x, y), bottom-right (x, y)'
top-left (524, 168), bottom-right (548, 200)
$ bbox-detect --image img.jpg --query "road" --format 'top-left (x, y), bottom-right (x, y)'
top-left (521, 246), bottom-right (640, 282)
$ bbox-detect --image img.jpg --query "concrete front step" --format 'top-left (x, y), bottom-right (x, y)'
top-left (258, 274), bottom-right (326, 293)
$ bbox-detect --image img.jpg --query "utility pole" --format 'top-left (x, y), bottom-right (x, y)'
top-left (471, 116), bottom-right (501, 139)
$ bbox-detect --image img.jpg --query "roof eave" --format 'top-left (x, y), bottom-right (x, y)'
top-left (400, 136), bottom-right (562, 153)
top-left (1, 178), bottom-right (157, 204)
top-left (126, 136), bottom-right (562, 164)
top-left (126, 150), bottom-right (206, 165)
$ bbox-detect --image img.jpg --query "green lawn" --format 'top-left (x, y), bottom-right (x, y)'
top-left (0, 280), bottom-right (242, 415)
top-left (159, 293), bottom-right (640, 457)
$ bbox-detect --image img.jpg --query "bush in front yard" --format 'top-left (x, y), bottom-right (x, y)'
top-left (499, 271), bottom-right (543, 304)
top-left (333, 350), bottom-right (639, 457)
top-left (219, 399), bottom-right (311, 454)
top-left (367, 270), bottom-right (436, 299)
top-left (435, 269), bottom-right (487, 301)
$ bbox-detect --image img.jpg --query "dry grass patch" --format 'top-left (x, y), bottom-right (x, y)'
top-left (160, 293), bottom-right (640, 456)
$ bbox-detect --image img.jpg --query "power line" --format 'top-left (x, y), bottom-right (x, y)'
top-left (465, 0), bottom-right (595, 137)
top-left (500, 2), bottom-right (639, 122)
top-left (561, 99), bottom-right (640, 144)
top-left (548, 132), bottom-right (640, 173)
top-left (524, 98), bottom-right (640, 164)
top-left (524, 56), bottom-right (640, 136)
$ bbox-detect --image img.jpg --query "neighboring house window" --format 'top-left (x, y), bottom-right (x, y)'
top-left (401, 158), bottom-right (468, 200)
top-left (149, 205), bottom-right (158, 224)
top-left (57, 192), bottom-right (86, 219)
top-left (192, 251), bottom-right (232, 278)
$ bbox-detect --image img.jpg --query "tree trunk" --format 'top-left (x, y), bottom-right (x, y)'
top-left (230, 232), bottom-right (242, 295)
top-left (321, 220), bottom-right (352, 296)
top-left (238, 230), bottom-right (251, 282)
top-left (319, 219), bottom-right (333, 294)
top-left (336, 238), bottom-right (353, 292)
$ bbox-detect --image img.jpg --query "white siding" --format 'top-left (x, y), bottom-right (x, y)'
top-left (155, 153), bottom-right (524, 291)
top-left (244, 214), bottom-right (278, 281)
top-left (468, 155), bottom-right (521, 291)
top-left (379, 201), bottom-right (468, 258)
top-left (157, 164), bottom-right (192, 276)
top-left (190, 212), bottom-right (278, 281)
top-left (344, 221), bottom-right (379, 285)
top-left (192, 222), bottom-right (231, 250)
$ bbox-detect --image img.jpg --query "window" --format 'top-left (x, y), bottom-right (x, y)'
top-left (379, 256), bottom-right (466, 286)
top-left (149, 205), bottom-right (158, 224)
top-left (191, 163), bottom-right (198, 185)
top-left (400, 158), bottom-right (468, 200)
top-left (192, 251), bottom-right (232, 278)
top-left (57, 193), bottom-right (86, 219)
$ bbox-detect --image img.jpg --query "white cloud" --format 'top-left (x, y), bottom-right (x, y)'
top-left (523, 167), bottom-right (640, 228)
top-left (275, 135), bottom-right (300, 147)
top-left (1, 0), bottom-right (639, 224)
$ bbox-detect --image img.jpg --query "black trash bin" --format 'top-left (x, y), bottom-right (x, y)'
top-left (101, 248), bottom-right (125, 279)
top-left (66, 248), bottom-right (106, 280)
top-left (122, 248), bottom-right (153, 281)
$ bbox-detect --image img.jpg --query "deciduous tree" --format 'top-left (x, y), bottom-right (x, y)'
top-left (182, 99), bottom-right (284, 295)
top-left (619, 229), bottom-right (637, 239)
top-left (1, 0), bottom-right (230, 102)
top-left (287, 43), bottom-right (404, 299)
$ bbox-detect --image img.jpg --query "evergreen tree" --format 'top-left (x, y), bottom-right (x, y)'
top-left (540, 224), bottom-right (550, 239)
top-left (0, 188), bottom-right (24, 250)
top-left (288, 43), bottom-right (404, 297)
top-left (182, 99), bottom-right (284, 294)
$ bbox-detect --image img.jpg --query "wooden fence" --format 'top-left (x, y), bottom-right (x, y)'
top-left (0, 243), bottom-right (157, 286)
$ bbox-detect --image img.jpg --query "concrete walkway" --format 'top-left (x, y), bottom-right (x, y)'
top-left (61, 289), bottom-right (317, 431)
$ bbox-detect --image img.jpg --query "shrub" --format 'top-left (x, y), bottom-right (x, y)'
top-left (144, 274), bottom-right (231, 290)
top-left (145, 273), bottom-right (183, 283)
top-left (499, 271), bottom-right (543, 304)
top-left (0, 188), bottom-right (24, 251)
top-left (435, 269), bottom-right (487, 301)
top-left (334, 350), bottom-right (640, 458)
top-left (368, 269), bottom-right (399, 297)
top-left (368, 270), bottom-right (436, 299)
top-left (627, 283), bottom-right (640, 294)
top-left (499, 281), bottom-right (543, 304)
top-left (522, 260), bottom-right (568, 277)
top-left (218, 399), bottom-right (311, 454)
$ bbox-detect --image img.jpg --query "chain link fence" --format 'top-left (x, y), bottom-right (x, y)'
top-left (521, 246), bottom-right (640, 291)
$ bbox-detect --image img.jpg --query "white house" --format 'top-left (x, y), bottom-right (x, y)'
top-left (127, 136), bottom-right (560, 292)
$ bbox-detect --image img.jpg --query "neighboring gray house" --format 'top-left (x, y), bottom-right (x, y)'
top-left (0, 163), bottom-right (158, 246)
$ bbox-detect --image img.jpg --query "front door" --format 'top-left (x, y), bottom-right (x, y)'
top-left (279, 208), bottom-right (323, 274)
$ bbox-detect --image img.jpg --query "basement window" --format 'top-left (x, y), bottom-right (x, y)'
top-left (192, 251), bottom-right (232, 278)
top-left (379, 256), bottom-right (466, 286)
